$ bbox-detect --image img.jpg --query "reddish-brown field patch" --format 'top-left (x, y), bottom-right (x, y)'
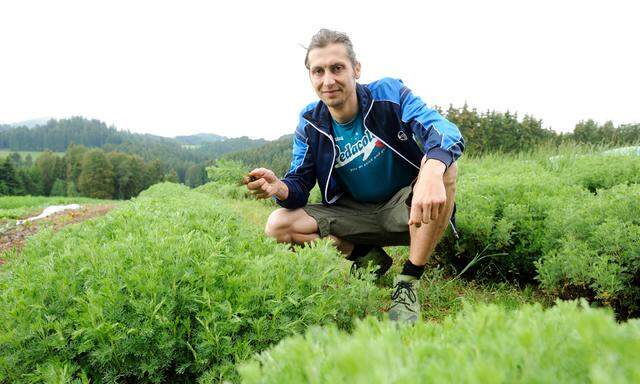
top-left (0, 204), bottom-right (117, 264)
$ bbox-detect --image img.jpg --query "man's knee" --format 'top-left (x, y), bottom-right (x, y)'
top-left (265, 208), bottom-right (290, 240)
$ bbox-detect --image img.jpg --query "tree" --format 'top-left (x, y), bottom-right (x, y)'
top-left (78, 149), bottom-right (114, 199)
top-left (35, 151), bottom-right (64, 195)
top-left (50, 179), bottom-right (67, 196)
top-left (573, 120), bottom-right (600, 144)
top-left (24, 154), bottom-right (33, 168)
top-left (18, 168), bottom-right (43, 195)
top-left (66, 181), bottom-right (79, 197)
top-left (185, 164), bottom-right (206, 188)
top-left (65, 144), bottom-right (88, 184)
top-left (163, 170), bottom-right (179, 183)
top-left (9, 152), bottom-right (22, 167)
top-left (0, 158), bottom-right (23, 195)
top-left (144, 160), bottom-right (164, 189)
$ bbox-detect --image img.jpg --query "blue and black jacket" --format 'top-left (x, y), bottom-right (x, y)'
top-left (276, 77), bottom-right (464, 209)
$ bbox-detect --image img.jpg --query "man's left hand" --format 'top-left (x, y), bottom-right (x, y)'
top-left (408, 159), bottom-right (447, 228)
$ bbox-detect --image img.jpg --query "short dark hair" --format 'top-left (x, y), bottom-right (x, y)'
top-left (304, 29), bottom-right (357, 69)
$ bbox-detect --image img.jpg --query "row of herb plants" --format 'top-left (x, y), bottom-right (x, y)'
top-left (0, 183), bottom-right (382, 383)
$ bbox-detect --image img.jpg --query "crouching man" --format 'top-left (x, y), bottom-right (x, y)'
top-left (245, 29), bottom-right (464, 324)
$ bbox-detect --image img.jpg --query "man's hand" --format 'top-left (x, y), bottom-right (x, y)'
top-left (408, 159), bottom-right (447, 228)
top-left (244, 168), bottom-right (289, 200)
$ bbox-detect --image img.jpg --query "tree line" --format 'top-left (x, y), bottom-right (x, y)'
top-left (0, 144), bottom-right (207, 199)
top-left (445, 104), bottom-right (640, 154)
top-left (224, 105), bottom-right (640, 177)
top-left (0, 117), bottom-right (267, 185)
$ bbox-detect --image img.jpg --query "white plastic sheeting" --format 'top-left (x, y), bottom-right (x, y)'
top-left (16, 204), bottom-right (81, 225)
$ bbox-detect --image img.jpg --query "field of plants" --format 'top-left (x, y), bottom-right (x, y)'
top-left (0, 146), bottom-right (639, 383)
top-left (0, 195), bottom-right (108, 222)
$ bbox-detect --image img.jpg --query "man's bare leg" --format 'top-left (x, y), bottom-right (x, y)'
top-left (264, 208), bottom-right (354, 255)
top-left (408, 163), bottom-right (458, 266)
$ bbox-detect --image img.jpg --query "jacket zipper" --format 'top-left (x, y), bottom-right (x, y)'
top-left (362, 101), bottom-right (420, 170)
top-left (303, 118), bottom-right (342, 204)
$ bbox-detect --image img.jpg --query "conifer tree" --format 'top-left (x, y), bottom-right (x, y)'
top-left (78, 149), bottom-right (114, 199)
top-left (0, 158), bottom-right (23, 195)
top-left (35, 151), bottom-right (63, 195)
top-left (50, 179), bottom-right (67, 196)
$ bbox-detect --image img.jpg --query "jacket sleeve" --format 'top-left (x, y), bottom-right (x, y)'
top-left (274, 117), bottom-right (317, 209)
top-left (397, 79), bottom-right (465, 168)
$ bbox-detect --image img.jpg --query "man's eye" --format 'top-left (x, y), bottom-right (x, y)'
top-left (313, 69), bottom-right (323, 75)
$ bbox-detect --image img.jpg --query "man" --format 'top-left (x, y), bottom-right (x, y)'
top-left (245, 29), bottom-right (464, 323)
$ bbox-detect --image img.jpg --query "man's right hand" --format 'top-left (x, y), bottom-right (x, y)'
top-left (245, 168), bottom-right (289, 200)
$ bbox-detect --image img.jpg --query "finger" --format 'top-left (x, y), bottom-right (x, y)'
top-left (240, 175), bottom-right (257, 185)
top-left (408, 204), bottom-right (423, 228)
top-left (249, 168), bottom-right (267, 178)
top-left (250, 168), bottom-right (275, 181)
top-left (422, 203), bottom-right (432, 224)
top-left (430, 202), bottom-right (439, 221)
top-left (251, 189), bottom-right (268, 199)
top-left (255, 192), bottom-right (269, 199)
top-left (247, 178), bottom-right (265, 190)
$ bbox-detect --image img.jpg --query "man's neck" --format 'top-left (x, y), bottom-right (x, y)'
top-left (329, 93), bottom-right (359, 124)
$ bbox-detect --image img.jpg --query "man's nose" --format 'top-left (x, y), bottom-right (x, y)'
top-left (323, 73), bottom-right (336, 87)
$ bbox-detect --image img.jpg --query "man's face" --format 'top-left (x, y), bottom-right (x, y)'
top-left (307, 43), bottom-right (361, 109)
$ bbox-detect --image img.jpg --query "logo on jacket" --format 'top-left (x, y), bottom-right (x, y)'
top-left (397, 131), bottom-right (408, 141)
top-left (334, 130), bottom-right (385, 169)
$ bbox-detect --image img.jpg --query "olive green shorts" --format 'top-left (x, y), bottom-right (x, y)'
top-left (302, 185), bottom-right (414, 246)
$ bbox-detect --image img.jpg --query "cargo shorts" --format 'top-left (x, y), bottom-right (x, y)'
top-left (302, 184), bottom-right (415, 246)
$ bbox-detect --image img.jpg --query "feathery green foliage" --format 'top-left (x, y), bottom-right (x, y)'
top-left (438, 147), bottom-right (640, 316)
top-left (0, 183), bottom-right (382, 383)
top-left (239, 301), bottom-right (640, 384)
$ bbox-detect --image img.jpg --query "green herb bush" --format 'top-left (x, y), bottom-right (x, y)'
top-left (536, 183), bottom-right (640, 316)
top-left (0, 183), bottom-right (382, 383)
top-left (438, 151), bottom-right (640, 315)
top-left (239, 301), bottom-right (640, 384)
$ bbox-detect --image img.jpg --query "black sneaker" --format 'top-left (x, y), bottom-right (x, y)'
top-left (348, 245), bottom-right (393, 279)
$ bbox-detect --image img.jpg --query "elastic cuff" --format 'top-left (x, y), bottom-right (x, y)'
top-left (274, 179), bottom-right (296, 208)
top-left (425, 147), bottom-right (453, 168)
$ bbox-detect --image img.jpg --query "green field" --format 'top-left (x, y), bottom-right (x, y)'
top-left (0, 149), bottom-right (65, 161)
top-left (0, 195), bottom-right (109, 219)
top-left (1, 146), bottom-right (639, 383)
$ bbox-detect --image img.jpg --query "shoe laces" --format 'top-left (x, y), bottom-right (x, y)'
top-left (390, 281), bottom-right (417, 312)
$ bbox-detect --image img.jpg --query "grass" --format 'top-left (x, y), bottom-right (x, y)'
top-left (0, 149), bottom-right (65, 161)
top-left (0, 195), bottom-right (112, 220)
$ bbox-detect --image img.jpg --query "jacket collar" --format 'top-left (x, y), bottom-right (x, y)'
top-left (303, 82), bottom-right (373, 135)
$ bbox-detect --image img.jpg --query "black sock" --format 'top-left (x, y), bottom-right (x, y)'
top-left (401, 259), bottom-right (426, 279)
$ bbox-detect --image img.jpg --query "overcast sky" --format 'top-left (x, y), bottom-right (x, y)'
top-left (1, 0), bottom-right (638, 140)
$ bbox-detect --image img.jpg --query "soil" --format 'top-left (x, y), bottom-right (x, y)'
top-left (0, 204), bottom-right (117, 264)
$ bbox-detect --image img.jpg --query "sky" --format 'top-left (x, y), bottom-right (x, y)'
top-left (0, 0), bottom-right (638, 140)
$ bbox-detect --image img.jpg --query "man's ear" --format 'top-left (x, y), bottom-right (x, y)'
top-left (354, 61), bottom-right (361, 79)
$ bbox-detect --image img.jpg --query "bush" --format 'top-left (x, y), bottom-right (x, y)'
top-left (536, 184), bottom-right (640, 316)
top-left (239, 301), bottom-right (640, 384)
top-left (206, 159), bottom-right (247, 185)
top-left (0, 183), bottom-right (383, 383)
top-left (437, 150), bottom-right (640, 316)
